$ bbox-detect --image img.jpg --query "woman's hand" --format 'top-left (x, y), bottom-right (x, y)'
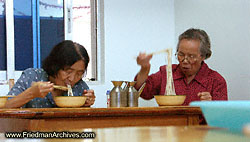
top-left (136, 52), bottom-right (153, 68)
top-left (134, 53), bottom-right (152, 90)
top-left (5, 81), bottom-right (54, 108)
top-left (82, 89), bottom-right (95, 106)
top-left (197, 92), bottom-right (212, 101)
top-left (31, 82), bottom-right (54, 98)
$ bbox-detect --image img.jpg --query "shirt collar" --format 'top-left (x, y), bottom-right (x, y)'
top-left (193, 61), bottom-right (209, 84)
top-left (173, 64), bottom-right (184, 80)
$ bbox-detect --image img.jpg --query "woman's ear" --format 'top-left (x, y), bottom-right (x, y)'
top-left (201, 56), bottom-right (206, 61)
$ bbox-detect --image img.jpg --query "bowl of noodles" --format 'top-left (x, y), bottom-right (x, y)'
top-left (54, 96), bottom-right (87, 108)
top-left (154, 95), bottom-right (186, 106)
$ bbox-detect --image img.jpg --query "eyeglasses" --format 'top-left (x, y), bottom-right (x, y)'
top-left (63, 69), bottom-right (86, 79)
top-left (175, 52), bottom-right (201, 63)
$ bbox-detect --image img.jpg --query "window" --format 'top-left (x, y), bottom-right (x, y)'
top-left (71, 0), bottom-right (97, 81)
top-left (0, 0), bottom-right (6, 71)
top-left (0, 0), bottom-right (102, 83)
top-left (14, 0), bottom-right (33, 70)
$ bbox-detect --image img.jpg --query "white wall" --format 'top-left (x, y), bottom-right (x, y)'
top-left (89, 0), bottom-right (175, 108)
top-left (175, 0), bottom-right (250, 100)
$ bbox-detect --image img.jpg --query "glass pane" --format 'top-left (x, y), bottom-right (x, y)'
top-left (14, 0), bottom-right (33, 70)
top-left (72, 0), bottom-right (93, 79)
top-left (0, 1), bottom-right (6, 70)
top-left (39, 0), bottom-right (64, 63)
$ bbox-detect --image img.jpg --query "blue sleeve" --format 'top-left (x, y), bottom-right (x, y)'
top-left (7, 68), bottom-right (37, 96)
top-left (7, 68), bottom-right (40, 108)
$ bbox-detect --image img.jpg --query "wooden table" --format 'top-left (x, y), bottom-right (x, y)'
top-left (1, 126), bottom-right (250, 142)
top-left (0, 106), bottom-right (202, 132)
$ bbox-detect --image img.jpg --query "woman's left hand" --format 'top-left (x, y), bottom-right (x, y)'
top-left (197, 92), bottom-right (212, 101)
top-left (82, 89), bottom-right (95, 106)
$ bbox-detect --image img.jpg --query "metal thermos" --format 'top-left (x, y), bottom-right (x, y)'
top-left (127, 81), bottom-right (139, 107)
top-left (110, 81), bottom-right (127, 107)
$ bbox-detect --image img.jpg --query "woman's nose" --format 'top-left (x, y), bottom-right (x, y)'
top-left (182, 56), bottom-right (189, 63)
top-left (67, 73), bottom-right (76, 82)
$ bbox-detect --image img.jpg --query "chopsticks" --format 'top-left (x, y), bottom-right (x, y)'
top-left (32, 82), bottom-right (69, 91)
top-left (134, 49), bottom-right (168, 59)
top-left (148, 49), bottom-right (168, 56)
top-left (53, 85), bottom-right (68, 91)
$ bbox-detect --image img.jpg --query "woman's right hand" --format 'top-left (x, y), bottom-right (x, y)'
top-left (135, 53), bottom-right (152, 90)
top-left (5, 81), bottom-right (54, 108)
top-left (31, 82), bottom-right (54, 98)
top-left (136, 52), bottom-right (153, 69)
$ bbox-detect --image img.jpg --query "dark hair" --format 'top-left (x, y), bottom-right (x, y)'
top-left (42, 40), bottom-right (89, 77)
top-left (177, 28), bottom-right (212, 59)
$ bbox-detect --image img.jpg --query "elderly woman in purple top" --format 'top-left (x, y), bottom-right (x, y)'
top-left (5, 40), bottom-right (95, 108)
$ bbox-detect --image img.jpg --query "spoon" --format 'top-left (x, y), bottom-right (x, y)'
top-left (138, 82), bottom-right (146, 96)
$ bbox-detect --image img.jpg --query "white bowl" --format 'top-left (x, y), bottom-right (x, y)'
top-left (54, 96), bottom-right (87, 108)
top-left (154, 95), bottom-right (186, 106)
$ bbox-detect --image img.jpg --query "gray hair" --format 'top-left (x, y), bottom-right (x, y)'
top-left (176, 28), bottom-right (212, 59)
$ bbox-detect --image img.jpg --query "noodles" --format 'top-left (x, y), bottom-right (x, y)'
top-left (67, 84), bottom-right (73, 96)
top-left (164, 48), bottom-right (176, 96)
